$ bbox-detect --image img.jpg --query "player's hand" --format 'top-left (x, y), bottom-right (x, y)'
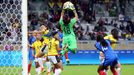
top-left (28, 44), bottom-right (32, 47)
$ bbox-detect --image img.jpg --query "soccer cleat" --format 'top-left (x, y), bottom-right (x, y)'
top-left (66, 59), bottom-right (70, 64)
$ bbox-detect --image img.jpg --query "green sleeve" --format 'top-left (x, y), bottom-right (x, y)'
top-left (70, 18), bottom-right (77, 27)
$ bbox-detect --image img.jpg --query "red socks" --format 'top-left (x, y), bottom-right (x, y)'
top-left (65, 52), bottom-right (68, 59)
top-left (28, 64), bottom-right (32, 73)
top-left (111, 68), bottom-right (118, 75)
top-left (99, 70), bottom-right (106, 75)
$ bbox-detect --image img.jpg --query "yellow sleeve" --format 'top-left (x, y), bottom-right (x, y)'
top-left (109, 37), bottom-right (117, 42)
top-left (104, 35), bottom-right (109, 40)
top-left (104, 35), bottom-right (117, 42)
top-left (55, 40), bottom-right (59, 46)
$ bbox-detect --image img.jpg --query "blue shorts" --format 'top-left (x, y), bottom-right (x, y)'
top-left (102, 58), bottom-right (118, 68)
top-left (28, 48), bottom-right (35, 60)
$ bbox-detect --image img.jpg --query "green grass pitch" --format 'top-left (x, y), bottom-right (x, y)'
top-left (0, 65), bottom-right (133, 75)
top-left (31, 65), bottom-right (134, 75)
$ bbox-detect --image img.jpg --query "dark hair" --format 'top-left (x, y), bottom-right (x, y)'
top-left (47, 29), bottom-right (59, 37)
top-left (101, 39), bottom-right (108, 47)
top-left (63, 14), bottom-right (70, 25)
top-left (51, 29), bottom-right (59, 37)
top-left (96, 35), bottom-right (104, 42)
top-left (111, 28), bottom-right (119, 40)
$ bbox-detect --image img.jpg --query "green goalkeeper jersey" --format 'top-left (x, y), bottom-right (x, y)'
top-left (59, 17), bottom-right (77, 37)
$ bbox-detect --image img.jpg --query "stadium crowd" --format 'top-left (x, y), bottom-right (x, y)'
top-left (28, 0), bottom-right (134, 40)
top-left (0, 0), bottom-right (134, 50)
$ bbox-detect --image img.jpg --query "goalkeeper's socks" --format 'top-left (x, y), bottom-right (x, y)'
top-left (65, 52), bottom-right (69, 59)
top-left (60, 47), bottom-right (68, 56)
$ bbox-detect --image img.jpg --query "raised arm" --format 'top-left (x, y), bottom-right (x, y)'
top-left (61, 9), bottom-right (65, 18)
top-left (73, 10), bottom-right (78, 21)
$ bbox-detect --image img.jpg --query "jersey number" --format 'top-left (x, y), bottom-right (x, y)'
top-left (64, 26), bottom-right (71, 34)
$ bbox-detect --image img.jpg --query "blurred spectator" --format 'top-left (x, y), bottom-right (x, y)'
top-left (118, 13), bottom-right (124, 23)
top-left (48, 0), bottom-right (55, 15)
top-left (5, 41), bottom-right (14, 50)
top-left (119, 0), bottom-right (126, 14)
top-left (119, 23), bottom-right (125, 31)
top-left (30, 18), bottom-right (38, 30)
top-left (93, 17), bottom-right (107, 32)
top-left (39, 12), bottom-right (48, 25)
top-left (104, 18), bottom-right (109, 25)
top-left (56, 0), bottom-right (62, 14)
top-left (126, 21), bottom-right (134, 35)
top-left (28, 1), bottom-right (36, 11)
top-left (89, 32), bottom-right (96, 40)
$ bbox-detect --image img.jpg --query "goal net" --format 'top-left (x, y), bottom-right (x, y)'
top-left (0, 0), bottom-right (28, 75)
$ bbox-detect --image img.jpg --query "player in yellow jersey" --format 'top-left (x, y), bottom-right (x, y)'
top-left (36, 29), bottom-right (63, 75)
top-left (29, 25), bottom-right (50, 45)
top-left (31, 34), bottom-right (43, 75)
top-left (40, 25), bottom-right (50, 44)
top-left (47, 30), bottom-right (63, 75)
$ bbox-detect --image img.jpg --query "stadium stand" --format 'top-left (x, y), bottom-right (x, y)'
top-left (0, 0), bottom-right (134, 50)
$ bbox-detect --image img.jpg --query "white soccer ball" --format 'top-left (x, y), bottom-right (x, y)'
top-left (63, 1), bottom-right (75, 10)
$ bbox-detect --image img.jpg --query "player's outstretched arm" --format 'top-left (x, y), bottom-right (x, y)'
top-left (61, 9), bottom-right (65, 18)
top-left (73, 10), bottom-right (78, 21)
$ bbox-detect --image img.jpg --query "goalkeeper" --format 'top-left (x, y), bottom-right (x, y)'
top-left (59, 1), bottom-right (78, 56)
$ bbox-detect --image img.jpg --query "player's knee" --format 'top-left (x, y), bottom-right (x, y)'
top-left (117, 63), bottom-right (121, 68)
top-left (35, 62), bottom-right (40, 68)
top-left (54, 64), bottom-right (60, 69)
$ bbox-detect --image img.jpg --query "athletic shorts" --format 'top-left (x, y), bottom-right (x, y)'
top-left (102, 58), bottom-right (118, 68)
top-left (62, 35), bottom-right (77, 50)
top-left (28, 48), bottom-right (35, 60)
top-left (47, 55), bottom-right (60, 64)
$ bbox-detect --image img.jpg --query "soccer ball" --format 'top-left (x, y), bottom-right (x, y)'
top-left (63, 1), bottom-right (75, 10)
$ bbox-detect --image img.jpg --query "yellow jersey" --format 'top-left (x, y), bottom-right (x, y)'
top-left (47, 38), bottom-right (59, 56)
top-left (32, 40), bottom-right (42, 57)
top-left (104, 35), bottom-right (117, 49)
